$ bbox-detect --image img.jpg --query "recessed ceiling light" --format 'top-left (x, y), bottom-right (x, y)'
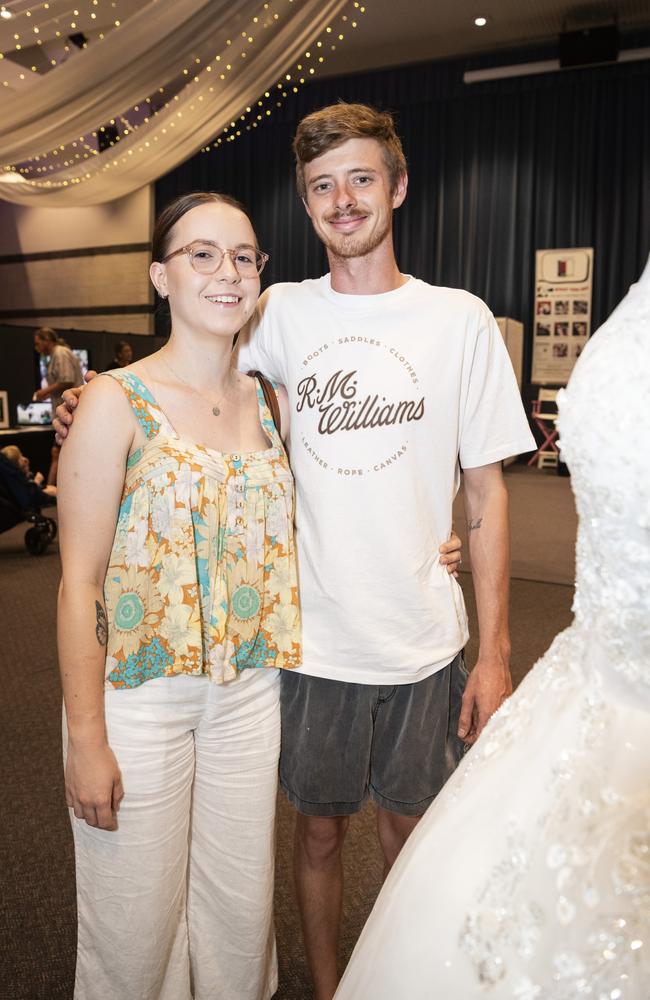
top-left (474, 16), bottom-right (488, 27)
top-left (0, 8), bottom-right (13, 19)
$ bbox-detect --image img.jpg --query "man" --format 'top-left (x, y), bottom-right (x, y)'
top-left (236, 103), bottom-right (534, 999)
top-left (56, 103), bottom-right (534, 999)
top-left (33, 327), bottom-right (83, 485)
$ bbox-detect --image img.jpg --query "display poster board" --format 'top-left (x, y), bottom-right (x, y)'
top-left (532, 247), bottom-right (593, 384)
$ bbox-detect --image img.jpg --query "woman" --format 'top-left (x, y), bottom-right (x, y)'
top-left (57, 192), bottom-right (300, 1000)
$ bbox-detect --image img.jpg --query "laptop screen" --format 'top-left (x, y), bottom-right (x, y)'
top-left (16, 401), bottom-right (53, 426)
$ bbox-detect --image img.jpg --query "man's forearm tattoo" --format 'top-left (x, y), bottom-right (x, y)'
top-left (467, 517), bottom-right (483, 531)
top-left (95, 601), bottom-right (108, 647)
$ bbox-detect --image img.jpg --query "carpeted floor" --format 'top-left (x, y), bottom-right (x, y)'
top-left (0, 466), bottom-right (575, 1000)
top-left (453, 463), bottom-right (578, 586)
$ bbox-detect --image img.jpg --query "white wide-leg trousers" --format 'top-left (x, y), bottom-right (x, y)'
top-left (65, 669), bottom-right (281, 1000)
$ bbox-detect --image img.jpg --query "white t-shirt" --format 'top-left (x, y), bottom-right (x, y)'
top-left (236, 275), bottom-right (535, 685)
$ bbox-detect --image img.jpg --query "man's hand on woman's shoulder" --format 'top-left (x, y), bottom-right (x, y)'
top-left (54, 370), bottom-right (97, 444)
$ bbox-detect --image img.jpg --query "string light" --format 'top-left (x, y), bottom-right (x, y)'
top-left (1, 0), bottom-right (366, 189)
top-left (205, 3), bottom-right (363, 153)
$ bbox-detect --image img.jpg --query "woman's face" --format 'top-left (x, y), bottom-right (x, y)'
top-left (151, 202), bottom-right (261, 341)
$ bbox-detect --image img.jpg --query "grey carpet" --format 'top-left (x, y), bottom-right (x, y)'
top-left (0, 473), bottom-right (575, 999)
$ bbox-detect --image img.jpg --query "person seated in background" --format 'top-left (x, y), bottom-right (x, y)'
top-left (0, 445), bottom-right (57, 509)
top-left (106, 340), bottom-right (134, 370)
top-left (32, 327), bottom-right (84, 486)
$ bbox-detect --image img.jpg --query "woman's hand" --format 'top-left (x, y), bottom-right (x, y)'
top-left (66, 740), bottom-right (124, 831)
top-left (439, 529), bottom-right (463, 578)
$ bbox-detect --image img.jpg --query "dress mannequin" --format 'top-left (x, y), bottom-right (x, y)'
top-left (335, 260), bottom-right (650, 1000)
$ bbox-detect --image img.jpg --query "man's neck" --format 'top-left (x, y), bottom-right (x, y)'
top-left (327, 242), bottom-right (407, 296)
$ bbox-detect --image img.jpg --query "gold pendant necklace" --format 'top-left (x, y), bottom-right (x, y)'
top-left (160, 354), bottom-right (235, 417)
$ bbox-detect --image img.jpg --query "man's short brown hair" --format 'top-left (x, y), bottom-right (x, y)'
top-left (293, 103), bottom-right (407, 198)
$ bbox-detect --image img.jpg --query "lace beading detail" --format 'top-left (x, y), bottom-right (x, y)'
top-left (456, 630), bottom-right (650, 996)
top-left (557, 321), bottom-right (650, 703)
top-left (454, 285), bottom-right (650, 995)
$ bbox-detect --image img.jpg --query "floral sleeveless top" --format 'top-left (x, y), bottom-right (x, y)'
top-left (101, 370), bottom-right (301, 689)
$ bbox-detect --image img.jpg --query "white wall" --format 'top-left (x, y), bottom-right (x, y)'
top-left (0, 185), bottom-right (155, 334)
top-left (0, 185), bottom-right (153, 254)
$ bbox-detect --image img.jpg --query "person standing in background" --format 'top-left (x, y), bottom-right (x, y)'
top-left (33, 327), bottom-right (83, 486)
top-left (106, 340), bottom-right (134, 370)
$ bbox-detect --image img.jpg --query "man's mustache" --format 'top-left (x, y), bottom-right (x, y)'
top-left (324, 210), bottom-right (367, 223)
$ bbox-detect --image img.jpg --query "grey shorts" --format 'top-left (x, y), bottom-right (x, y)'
top-left (279, 652), bottom-right (468, 818)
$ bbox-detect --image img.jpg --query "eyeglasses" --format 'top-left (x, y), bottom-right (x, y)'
top-left (162, 240), bottom-right (269, 277)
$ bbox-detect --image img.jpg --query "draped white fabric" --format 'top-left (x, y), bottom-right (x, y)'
top-left (0, 0), bottom-right (352, 206)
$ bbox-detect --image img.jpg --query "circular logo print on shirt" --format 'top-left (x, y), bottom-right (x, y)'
top-left (295, 338), bottom-right (425, 479)
top-left (231, 585), bottom-right (261, 621)
top-left (115, 592), bottom-right (145, 631)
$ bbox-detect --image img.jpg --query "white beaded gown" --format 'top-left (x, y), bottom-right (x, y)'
top-left (335, 264), bottom-right (650, 1000)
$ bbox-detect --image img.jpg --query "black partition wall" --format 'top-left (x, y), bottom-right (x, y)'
top-left (156, 40), bottom-right (650, 381)
top-left (0, 324), bottom-right (167, 426)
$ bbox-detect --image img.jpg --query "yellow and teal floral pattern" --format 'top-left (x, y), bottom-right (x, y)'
top-left (101, 370), bottom-right (301, 688)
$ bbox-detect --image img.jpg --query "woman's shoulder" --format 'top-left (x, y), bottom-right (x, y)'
top-left (73, 372), bottom-right (138, 432)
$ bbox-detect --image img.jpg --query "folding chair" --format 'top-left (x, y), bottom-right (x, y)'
top-left (527, 388), bottom-right (560, 468)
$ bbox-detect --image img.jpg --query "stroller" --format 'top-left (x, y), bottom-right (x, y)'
top-left (0, 453), bottom-right (57, 555)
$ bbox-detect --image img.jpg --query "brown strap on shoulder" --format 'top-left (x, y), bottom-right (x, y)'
top-left (248, 370), bottom-right (282, 438)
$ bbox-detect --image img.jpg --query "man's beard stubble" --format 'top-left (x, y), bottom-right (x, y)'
top-left (322, 210), bottom-right (393, 261)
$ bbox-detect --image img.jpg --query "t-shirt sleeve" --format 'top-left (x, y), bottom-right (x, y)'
top-left (459, 308), bottom-right (536, 468)
top-left (50, 347), bottom-right (78, 385)
top-left (233, 288), bottom-right (284, 383)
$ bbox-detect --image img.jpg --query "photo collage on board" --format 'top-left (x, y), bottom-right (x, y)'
top-left (532, 249), bottom-right (593, 384)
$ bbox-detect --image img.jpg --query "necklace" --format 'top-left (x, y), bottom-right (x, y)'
top-left (160, 354), bottom-right (236, 417)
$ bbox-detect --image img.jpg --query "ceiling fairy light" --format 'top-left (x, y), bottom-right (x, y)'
top-left (206, 3), bottom-right (365, 153)
top-left (474, 15), bottom-right (488, 27)
top-left (0, 0), bottom-right (366, 202)
top-left (0, 7), bottom-right (12, 19)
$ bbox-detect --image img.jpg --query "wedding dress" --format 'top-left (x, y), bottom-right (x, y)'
top-left (335, 264), bottom-right (650, 1000)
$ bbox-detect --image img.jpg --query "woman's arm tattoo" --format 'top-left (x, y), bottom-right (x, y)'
top-left (467, 517), bottom-right (483, 531)
top-left (95, 601), bottom-right (108, 647)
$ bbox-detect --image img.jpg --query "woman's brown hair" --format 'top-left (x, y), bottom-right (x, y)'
top-left (151, 191), bottom-right (255, 263)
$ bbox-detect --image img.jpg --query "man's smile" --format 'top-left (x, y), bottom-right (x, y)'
top-left (326, 212), bottom-right (368, 233)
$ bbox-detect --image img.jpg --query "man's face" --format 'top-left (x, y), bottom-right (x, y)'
top-left (301, 138), bottom-right (407, 261)
top-left (34, 334), bottom-right (49, 356)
